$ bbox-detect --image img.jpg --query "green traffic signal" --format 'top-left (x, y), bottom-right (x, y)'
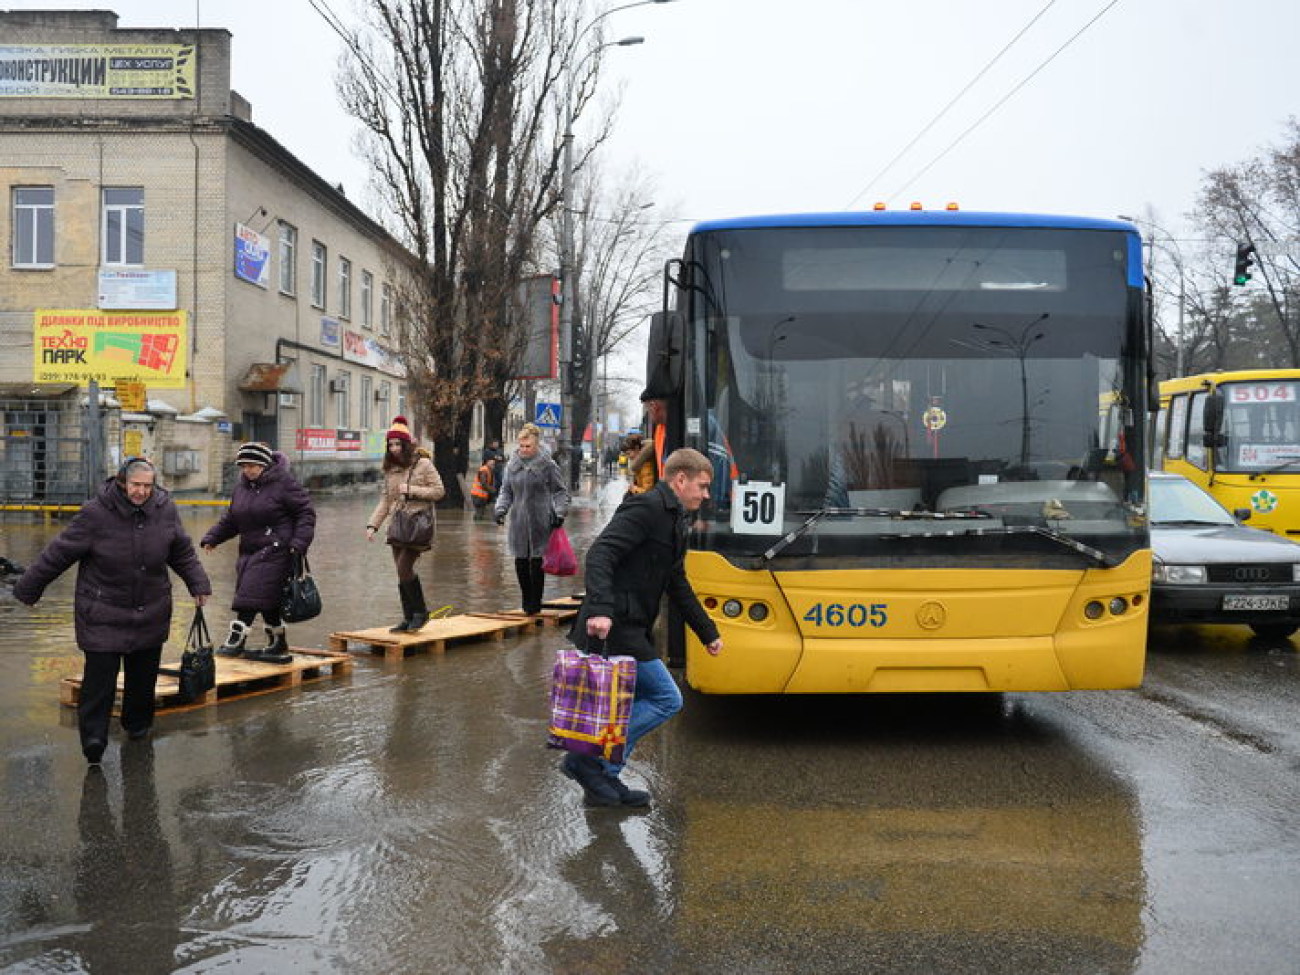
top-left (1233, 242), bottom-right (1256, 286)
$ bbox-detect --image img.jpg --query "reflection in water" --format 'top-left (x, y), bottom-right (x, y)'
top-left (74, 742), bottom-right (179, 974)
top-left (668, 694), bottom-right (1145, 973)
top-left (0, 491), bottom-right (1151, 972)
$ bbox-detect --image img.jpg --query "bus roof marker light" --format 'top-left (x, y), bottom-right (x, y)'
top-left (873, 202), bottom-right (887, 211)
top-left (909, 201), bottom-right (923, 210)
top-left (946, 202), bottom-right (960, 211)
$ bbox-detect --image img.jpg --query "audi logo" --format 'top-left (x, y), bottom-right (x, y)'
top-left (1232, 567), bottom-right (1272, 582)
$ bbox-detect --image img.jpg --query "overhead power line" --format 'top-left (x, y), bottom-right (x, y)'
top-left (886, 0), bottom-right (1123, 202)
top-left (843, 0), bottom-right (1058, 211)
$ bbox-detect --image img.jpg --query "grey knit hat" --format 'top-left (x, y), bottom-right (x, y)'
top-left (235, 442), bottom-right (273, 467)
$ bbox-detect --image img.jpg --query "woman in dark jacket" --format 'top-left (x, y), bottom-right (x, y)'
top-left (201, 442), bottom-right (315, 663)
top-left (13, 458), bottom-right (212, 764)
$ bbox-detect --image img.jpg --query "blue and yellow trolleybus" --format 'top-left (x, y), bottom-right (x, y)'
top-left (647, 209), bottom-right (1153, 693)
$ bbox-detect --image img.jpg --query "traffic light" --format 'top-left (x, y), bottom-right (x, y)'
top-left (1233, 242), bottom-right (1256, 286)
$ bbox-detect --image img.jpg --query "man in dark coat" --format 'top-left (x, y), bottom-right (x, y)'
top-left (564, 448), bottom-right (723, 808)
top-left (14, 458), bottom-right (212, 764)
top-left (201, 443), bottom-right (315, 663)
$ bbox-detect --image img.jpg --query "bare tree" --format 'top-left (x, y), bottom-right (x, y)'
top-left (336, 0), bottom-right (614, 502)
top-left (557, 164), bottom-right (677, 482)
top-left (1196, 118), bottom-right (1300, 367)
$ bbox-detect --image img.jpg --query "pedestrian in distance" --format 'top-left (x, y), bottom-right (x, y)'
top-left (494, 422), bottom-right (569, 615)
top-left (564, 448), bottom-right (723, 808)
top-left (13, 458), bottom-right (212, 765)
top-left (481, 438), bottom-right (504, 465)
top-left (623, 432), bottom-right (657, 495)
top-left (470, 454), bottom-right (501, 521)
top-left (201, 442), bottom-right (315, 663)
top-left (365, 416), bottom-right (446, 631)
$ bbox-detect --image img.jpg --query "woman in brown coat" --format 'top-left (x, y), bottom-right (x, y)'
top-left (365, 416), bottom-right (445, 631)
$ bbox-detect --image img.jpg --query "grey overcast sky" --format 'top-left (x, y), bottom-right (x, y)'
top-left (10, 0), bottom-right (1300, 243)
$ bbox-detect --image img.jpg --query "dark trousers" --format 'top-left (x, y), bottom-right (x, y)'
top-left (78, 645), bottom-right (163, 747)
top-left (514, 557), bottom-right (545, 614)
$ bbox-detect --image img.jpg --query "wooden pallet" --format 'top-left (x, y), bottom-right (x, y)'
top-left (59, 648), bottom-right (353, 714)
top-left (328, 613), bottom-right (535, 660)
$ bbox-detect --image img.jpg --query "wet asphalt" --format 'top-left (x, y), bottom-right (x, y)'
top-left (1, 478), bottom-right (1299, 974)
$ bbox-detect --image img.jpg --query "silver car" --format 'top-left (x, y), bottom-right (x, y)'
top-left (1150, 471), bottom-right (1300, 639)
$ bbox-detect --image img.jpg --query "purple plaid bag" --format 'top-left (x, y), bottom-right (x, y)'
top-left (547, 644), bottom-right (637, 763)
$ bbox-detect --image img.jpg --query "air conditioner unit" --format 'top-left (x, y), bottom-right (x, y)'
top-left (375, 387), bottom-right (390, 401)
top-left (329, 378), bottom-right (349, 393)
top-left (277, 392), bottom-right (300, 408)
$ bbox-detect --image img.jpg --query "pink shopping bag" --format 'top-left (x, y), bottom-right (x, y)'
top-left (542, 526), bottom-right (578, 576)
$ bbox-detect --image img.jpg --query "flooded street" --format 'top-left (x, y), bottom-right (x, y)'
top-left (2, 483), bottom-right (1300, 973)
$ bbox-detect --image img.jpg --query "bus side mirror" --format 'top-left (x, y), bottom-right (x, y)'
top-left (1202, 392), bottom-right (1227, 449)
top-left (645, 311), bottom-right (684, 397)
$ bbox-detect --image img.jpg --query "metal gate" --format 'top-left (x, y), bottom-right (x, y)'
top-left (0, 397), bottom-right (91, 503)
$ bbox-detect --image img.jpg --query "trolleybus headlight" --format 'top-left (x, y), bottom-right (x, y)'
top-left (1108, 597), bottom-right (1129, 616)
top-left (722, 599), bottom-right (743, 618)
top-left (748, 602), bottom-right (770, 622)
top-left (1084, 600), bottom-right (1105, 620)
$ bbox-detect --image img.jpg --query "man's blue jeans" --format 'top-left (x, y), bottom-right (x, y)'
top-left (604, 657), bottom-right (682, 776)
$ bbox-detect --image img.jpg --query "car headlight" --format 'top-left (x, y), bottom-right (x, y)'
top-left (1153, 563), bottom-right (1207, 584)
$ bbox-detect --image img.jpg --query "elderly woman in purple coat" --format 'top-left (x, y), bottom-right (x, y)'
top-left (201, 442), bottom-right (316, 663)
top-left (13, 458), bottom-right (212, 765)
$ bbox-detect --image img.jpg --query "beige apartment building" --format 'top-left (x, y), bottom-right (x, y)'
top-left (0, 9), bottom-right (413, 500)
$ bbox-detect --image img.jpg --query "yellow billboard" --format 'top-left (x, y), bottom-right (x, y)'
top-left (0, 44), bottom-right (196, 99)
top-left (33, 309), bottom-right (187, 388)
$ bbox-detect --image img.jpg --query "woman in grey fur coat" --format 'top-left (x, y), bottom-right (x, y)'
top-left (494, 423), bottom-right (569, 614)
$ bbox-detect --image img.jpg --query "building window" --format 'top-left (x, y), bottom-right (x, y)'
top-left (378, 380), bottom-right (392, 415)
top-left (334, 370), bottom-right (351, 428)
top-left (338, 257), bottom-right (352, 319)
top-left (398, 386), bottom-right (407, 420)
top-left (359, 374), bottom-right (373, 430)
top-left (380, 282), bottom-right (392, 336)
top-left (309, 363), bottom-right (326, 427)
top-left (361, 270), bottom-right (374, 330)
top-left (102, 187), bottom-right (144, 265)
top-left (311, 241), bottom-right (327, 308)
top-left (279, 222), bottom-right (297, 295)
top-left (12, 187), bottom-right (54, 268)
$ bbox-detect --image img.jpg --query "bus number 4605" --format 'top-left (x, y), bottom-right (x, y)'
top-left (803, 603), bottom-right (888, 628)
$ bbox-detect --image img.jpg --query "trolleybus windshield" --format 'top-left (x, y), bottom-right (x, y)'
top-left (682, 224), bottom-right (1146, 569)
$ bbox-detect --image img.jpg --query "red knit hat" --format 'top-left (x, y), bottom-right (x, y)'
top-left (385, 416), bottom-right (413, 443)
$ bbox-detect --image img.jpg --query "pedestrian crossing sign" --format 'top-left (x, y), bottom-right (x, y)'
top-left (535, 402), bottom-right (562, 428)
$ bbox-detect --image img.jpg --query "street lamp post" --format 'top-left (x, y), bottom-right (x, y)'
top-left (557, 0), bottom-right (672, 487)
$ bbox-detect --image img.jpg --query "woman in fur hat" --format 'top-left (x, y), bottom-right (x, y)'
top-left (365, 416), bottom-right (446, 631)
top-left (201, 441), bottom-right (316, 663)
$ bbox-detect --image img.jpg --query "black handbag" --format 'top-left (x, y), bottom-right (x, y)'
top-left (386, 470), bottom-right (435, 549)
top-left (177, 607), bottom-right (216, 702)
top-left (280, 551), bottom-right (322, 623)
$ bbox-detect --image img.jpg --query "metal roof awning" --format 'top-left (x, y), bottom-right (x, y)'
top-left (237, 362), bottom-right (301, 394)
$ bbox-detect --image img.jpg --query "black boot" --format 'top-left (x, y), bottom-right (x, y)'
top-left (216, 620), bottom-right (250, 657)
top-left (405, 577), bottom-right (430, 632)
top-left (390, 580), bottom-right (414, 632)
top-left (245, 625), bottom-right (292, 664)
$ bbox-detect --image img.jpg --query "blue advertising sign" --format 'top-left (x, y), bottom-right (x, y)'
top-left (234, 223), bottom-right (270, 288)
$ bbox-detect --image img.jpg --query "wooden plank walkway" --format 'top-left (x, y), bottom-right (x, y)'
top-left (59, 648), bottom-right (353, 715)
top-left (329, 600), bottom-right (582, 659)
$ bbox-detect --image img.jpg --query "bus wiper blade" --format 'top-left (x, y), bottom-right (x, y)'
top-left (762, 508), bottom-right (832, 563)
top-left (964, 525), bottom-right (1115, 567)
top-left (760, 507), bottom-right (992, 563)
